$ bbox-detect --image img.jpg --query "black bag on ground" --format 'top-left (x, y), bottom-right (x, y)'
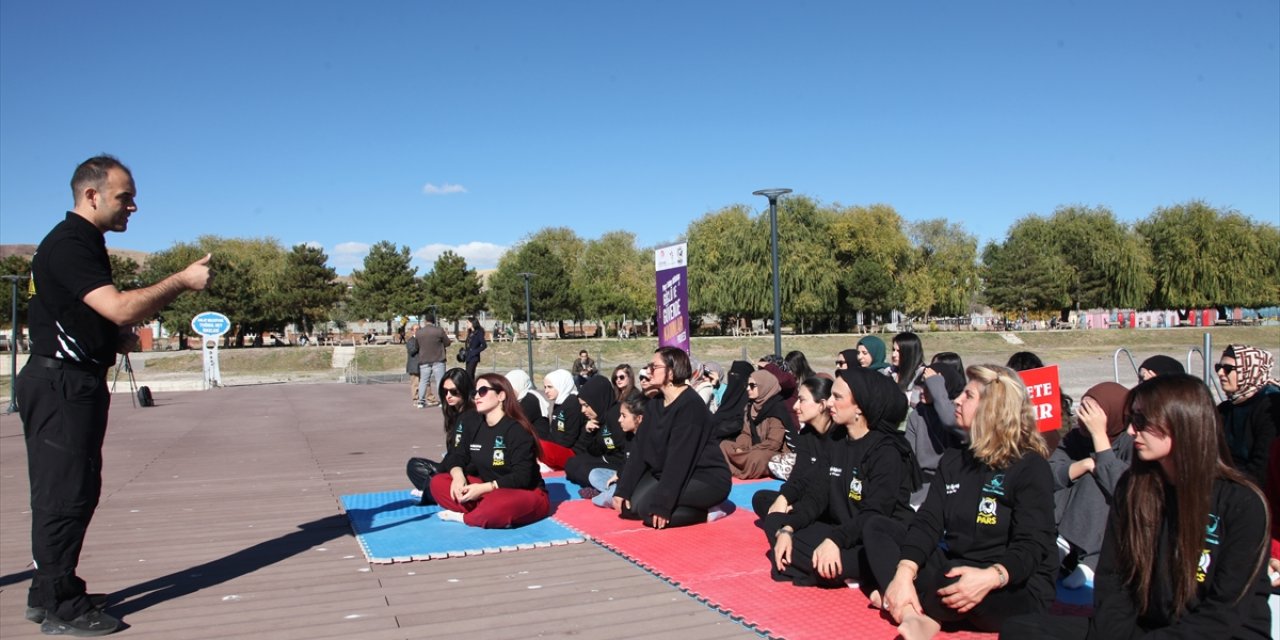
top-left (137, 386), bottom-right (154, 407)
top-left (455, 346), bottom-right (467, 363)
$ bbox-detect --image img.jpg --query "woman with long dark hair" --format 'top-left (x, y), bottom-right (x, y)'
top-left (1002, 375), bottom-right (1272, 639)
top-left (429, 374), bottom-right (549, 528)
top-left (785, 350), bottom-right (817, 383)
top-left (612, 364), bottom-right (637, 402)
top-left (891, 332), bottom-right (925, 398)
top-left (463, 317), bottom-right (486, 379)
top-left (872, 365), bottom-right (1055, 639)
top-left (614, 347), bottom-right (731, 529)
top-left (754, 376), bottom-right (835, 514)
top-left (406, 368), bottom-right (478, 504)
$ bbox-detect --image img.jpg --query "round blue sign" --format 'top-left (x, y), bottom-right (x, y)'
top-left (191, 311), bottom-right (231, 337)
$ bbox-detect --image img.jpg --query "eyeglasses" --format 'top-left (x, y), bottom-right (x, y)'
top-left (1214, 363), bottom-right (1237, 376)
top-left (443, 387), bottom-right (462, 398)
top-left (472, 387), bottom-right (495, 398)
top-left (648, 364), bottom-right (667, 372)
top-left (747, 382), bottom-right (758, 389)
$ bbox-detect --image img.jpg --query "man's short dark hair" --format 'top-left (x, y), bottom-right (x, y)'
top-left (71, 154), bottom-right (131, 202)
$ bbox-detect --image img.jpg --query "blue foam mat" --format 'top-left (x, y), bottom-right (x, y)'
top-left (340, 477), bottom-right (584, 563)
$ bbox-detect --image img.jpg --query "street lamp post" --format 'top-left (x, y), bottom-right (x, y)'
top-left (753, 188), bottom-right (792, 358)
top-left (2, 274), bottom-right (27, 413)
top-left (518, 272), bottom-right (534, 376)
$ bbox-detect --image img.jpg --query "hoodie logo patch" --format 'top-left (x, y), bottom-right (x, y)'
top-left (977, 496), bottom-right (999, 525)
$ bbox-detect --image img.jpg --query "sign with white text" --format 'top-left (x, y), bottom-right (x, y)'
top-left (1017, 365), bottom-right (1061, 433)
top-left (654, 243), bottom-right (690, 354)
top-left (191, 312), bottom-right (231, 337)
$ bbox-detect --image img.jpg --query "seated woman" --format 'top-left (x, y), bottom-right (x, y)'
top-left (890, 331), bottom-right (926, 404)
top-left (540, 369), bottom-right (587, 470)
top-left (611, 364), bottom-right (636, 402)
top-left (870, 364), bottom-right (1055, 639)
top-left (428, 374), bottom-right (549, 528)
top-left (1217, 344), bottom-right (1279, 486)
top-left (505, 369), bottom-right (551, 436)
top-left (855, 335), bottom-right (891, 374)
top-left (904, 357), bottom-right (967, 509)
top-left (613, 347), bottom-right (731, 529)
top-left (564, 376), bottom-right (626, 489)
top-left (407, 368), bottom-right (479, 504)
top-left (710, 361), bottom-right (754, 440)
top-left (753, 376), bottom-right (835, 516)
top-left (585, 390), bottom-right (647, 508)
top-left (1001, 374), bottom-right (1273, 639)
top-left (762, 368), bottom-right (912, 589)
top-left (1048, 381), bottom-right (1130, 589)
top-left (721, 369), bottom-right (791, 479)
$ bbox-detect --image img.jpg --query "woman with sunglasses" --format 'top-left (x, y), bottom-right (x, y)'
top-left (428, 374), bottom-right (549, 528)
top-left (763, 368), bottom-right (912, 589)
top-left (1002, 374), bottom-right (1272, 639)
top-left (721, 369), bottom-right (791, 480)
top-left (753, 376), bottom-right (835, 517)
top-left (612, 364), bottom-right (636, 402)
top-left (406, 368), bottom-right (479, 504)
top-left (539, 369), bottom-right (587, 470)
top-left (1216, 345), bottom-right (1280, 485)
top-left (613, 347), bottom-right (731, 529)
top-left (874, 365), bottom-right (1054, 639)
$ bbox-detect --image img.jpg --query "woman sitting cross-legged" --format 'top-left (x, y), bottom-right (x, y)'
top-left (752, 376), bottom-right (835, 518)
top-left (1001, 374), bottom-right (1273, 639)
top-left (613, 347), bottom-right (732, 529)
top-left (406, 368), bottom-right (480, 505)
top-left (761, 367), bottom-right (912, 588)
top-left (564, 375), bottom-right (627, 490)
top-left (721, 369), bottom-right (792, 480)
top-left (584, 390), bottom-right (646, 508)
top-left (428, 374), bottom-right (549, 528)
top-left (539, 369), bottom-right (587, 470)
top-left (869, 364), bottom-right (1055, 639)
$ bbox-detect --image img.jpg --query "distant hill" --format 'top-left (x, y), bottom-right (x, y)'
top-left (1, 244), bottom-right (150, 267)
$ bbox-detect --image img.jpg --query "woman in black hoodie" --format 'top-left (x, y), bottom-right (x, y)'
top-left (761, 368), bottom-right (911, 588)
top-left (564, 376), bottom-right (628, 488)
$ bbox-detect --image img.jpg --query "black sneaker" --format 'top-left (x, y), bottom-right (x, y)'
top-left (40, 608), bottom-right (119, 636)
top-left (26, 594), bottom-right (108, 624)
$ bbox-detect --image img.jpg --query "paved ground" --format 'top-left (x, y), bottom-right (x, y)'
top-left (0, 382), bottom-right (755, 640)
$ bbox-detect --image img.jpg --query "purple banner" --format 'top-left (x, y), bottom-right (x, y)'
top-left (654, 242), bottom-right (690, 354)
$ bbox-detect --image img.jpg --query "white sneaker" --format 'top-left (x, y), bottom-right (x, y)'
top-left (409, 488), bottom-right (423, 500)
top-left (437, 510), bottom-right (465, 523)
top-left (537, 461), bottom-right (553, 474)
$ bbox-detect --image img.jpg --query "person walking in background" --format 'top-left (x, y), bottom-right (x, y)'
top-left (464, 317), bottom-right (486, 380)
top-left (405, 324), bottom-right (420, 405)
top-left (414, 314), bottom-right (451, 408)
top-left (18, 155), bottom-right (213, 636)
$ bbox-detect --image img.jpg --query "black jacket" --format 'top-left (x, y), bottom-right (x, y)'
top-left (1219, 387), bottom-right (1279, 486)
top-left (440, 415), bottom-right (543, 490)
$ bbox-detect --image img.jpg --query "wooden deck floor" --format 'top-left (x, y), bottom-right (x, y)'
top-left (0, 382), bottom-right (758, 640)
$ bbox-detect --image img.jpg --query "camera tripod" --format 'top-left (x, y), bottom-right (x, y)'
top-left (111, 353), bottom-right (141, 408)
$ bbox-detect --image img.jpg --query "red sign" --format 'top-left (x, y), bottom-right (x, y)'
top-left (1017, 365), bottom-right (1061, 433)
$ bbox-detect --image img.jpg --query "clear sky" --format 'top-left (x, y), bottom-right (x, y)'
top-left (2, 1), bottom-right (1276, 274)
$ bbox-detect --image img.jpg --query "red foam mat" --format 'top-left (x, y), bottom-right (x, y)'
top-left (553, 501), bottom-right (990, 640)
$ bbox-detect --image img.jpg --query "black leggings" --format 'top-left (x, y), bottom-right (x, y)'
top-left (760, 513), bottom-right (866, 587)
top-left (860, 514), bottom-right (1049, 632)
top-left (752, 489), bottom-right (783, 519)
top-left (621, 470), bottom-right (729, 528)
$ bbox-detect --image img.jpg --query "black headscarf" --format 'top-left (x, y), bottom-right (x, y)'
top-left (930, 361), bottom-right (966, 400)
top-left (1139, 355), bottom-right (1185, 378)
top-left (579, 375), bottom-right (618, 422)
top-left (713, 360), bottom-right (755, 439)
top-left (839, 348), bottom-right (860, 371)
top-left (837, 367), bottom-right (920, 491)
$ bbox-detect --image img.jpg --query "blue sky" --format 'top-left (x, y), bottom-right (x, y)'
top-left (2, 1), bottom-right (1276, 274)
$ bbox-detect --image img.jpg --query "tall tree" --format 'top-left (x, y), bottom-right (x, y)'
top-left (421, 250), bottom-right (486, 332)
top-left (981, 218), bottom-right (1072, 314)
top-left (775, 196), bottom-right (839, 332)
top-left (1138, 201), bottom-right (1277, 308)
top-left (347, 241), bottom-right (419, 332)
top-left (686, 205), bottom-right (768, 327)
top-left (574, 231), bottom-right (653, 328)
top-left (488, 240), bottom-right (574, 331)
top-left (280, 244), bottom-right (344, 337)
top-left (905, 219), bottom-right (981, 318)
top-left (1044, 206), bottom-right (1152, 309)
top-left (829, 204), bottom-right (912, 326)
top-left (109, 254), bottom-right (142, 291)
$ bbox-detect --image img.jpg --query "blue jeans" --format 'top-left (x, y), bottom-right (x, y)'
top-left (418, 361), bottom-right (445, 403)
top-left (588, 467), bottom-right (617, 508)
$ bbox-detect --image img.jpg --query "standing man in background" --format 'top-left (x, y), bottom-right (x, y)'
top-left (414, 314), bottom-right (451, 408)
top-left (18, 155), bottom-right (213, 636)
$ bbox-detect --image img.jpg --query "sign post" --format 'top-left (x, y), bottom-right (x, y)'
top-left (191, 311), bottom-right (231, 389)
top-left (654, 243), bottom-right (690, 354)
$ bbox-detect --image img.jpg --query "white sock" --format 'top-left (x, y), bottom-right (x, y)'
top-left (706, 501), bottom-right (733, 522)
top-left (437, 510), bottom-right (465, 523)
top-left (537, 461), bottom-right (553, 474)
top-left (1063, 564), bottom-right (1094, 589)
top-left (409, 488), bottom-right (423, 499)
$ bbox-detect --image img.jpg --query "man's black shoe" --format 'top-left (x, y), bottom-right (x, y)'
top-left (25, 594), bottom-right (109, 624)
top-left (39, 608), bottom-right (119, 636)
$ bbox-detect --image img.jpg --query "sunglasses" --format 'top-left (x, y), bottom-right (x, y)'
top-left (835, 360), bottom-right (847, 367)
top-left (443, 387), bottom-right (462, 398)
top-left (747, 382), bottom-right (758, 389)
top-left (614, 375), bottom-right (628, 381)
top-left (472, 386), bottom-right (495, 398)
top-left (1126, 411), bottom-right (1158, 433)
top-left (1214, 363), bottom-right (1237, 376)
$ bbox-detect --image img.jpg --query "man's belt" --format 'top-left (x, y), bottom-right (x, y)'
top-left (27, 354), bottom-right (110, 377)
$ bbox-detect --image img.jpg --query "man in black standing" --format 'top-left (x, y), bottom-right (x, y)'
top-left (17, 155), bottom-right (212, 636)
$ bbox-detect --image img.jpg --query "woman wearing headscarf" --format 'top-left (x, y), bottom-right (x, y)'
top-left (1047, 381), bottom-right (1131, 589)
top-left (836, 348), bottom-right (859, 372)
top-left (762, 367), bottom-right (912, 589)
top-left (721, 369), bottom-right (791, 479)
top-left (505, 369), bottom-right (551, 436)
top-left (904, 359), bottom-right (968, 508)
top-left (703, 361), bottom-right (726, 412)
top-left (540, 369), bottom-right (586, 470)
top-left (1138, 354), bottom-right (1184, 381)
top-left (711, 361), bottom-right (754, 440)
top-left (563, 376), bottom-right (627, 489)
top-left (856, 335), bottom-right (891, 374)
top-left (1217, 344), bottom-right (1280, 485)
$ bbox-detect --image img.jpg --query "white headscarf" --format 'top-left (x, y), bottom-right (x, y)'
top-left (543, 369), bottom-right (578, 407)
top-left (505, 369), bottom-right (551, 419)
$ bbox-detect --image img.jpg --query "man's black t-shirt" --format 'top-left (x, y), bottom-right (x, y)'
top-left (28, 212), bottom-right (117, 366)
